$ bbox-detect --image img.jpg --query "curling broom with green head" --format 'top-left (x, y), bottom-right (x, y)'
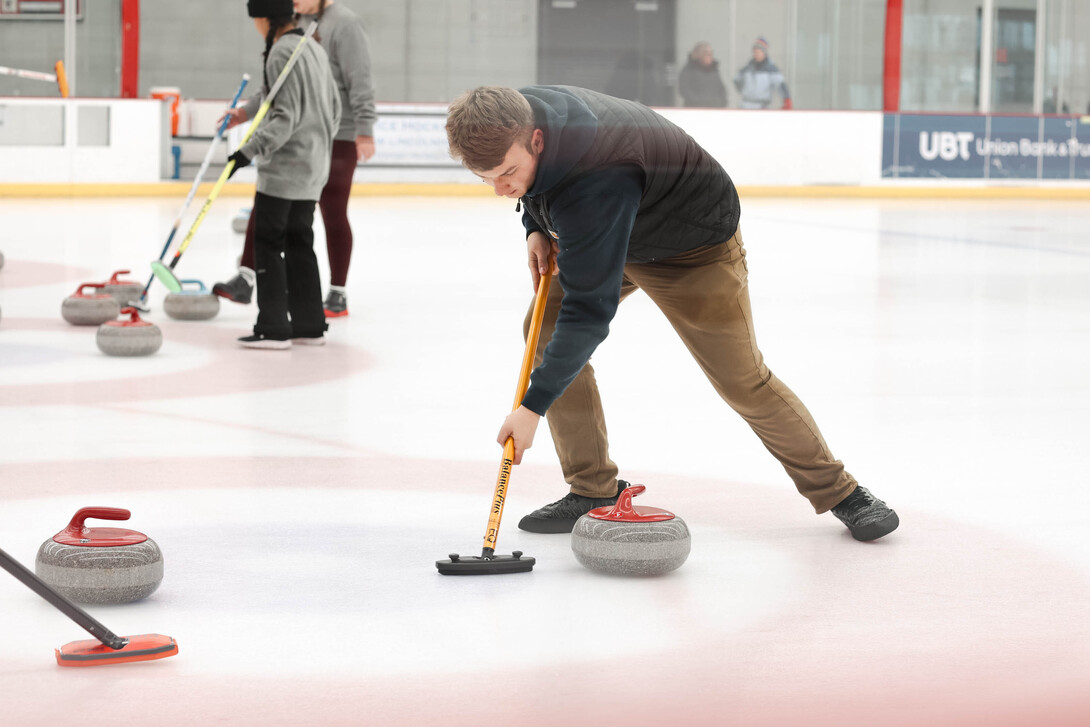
top-left (133, 73), bottom-right (249, 310)
top-left (151, 25), bottom-right (315, 293)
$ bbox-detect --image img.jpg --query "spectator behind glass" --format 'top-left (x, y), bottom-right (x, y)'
top-left (678, 41), bottom-right (727, 108)
top-left (734, 36), bottom-right (792, 109)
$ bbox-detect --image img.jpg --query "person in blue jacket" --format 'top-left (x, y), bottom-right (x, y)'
top-left (734, 37), bottom-right (793, 109)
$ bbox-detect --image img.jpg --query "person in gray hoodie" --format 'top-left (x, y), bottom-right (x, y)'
top-left (224, 0), bottom-right (341, 349)
top-left (215, 0), bottom-right (376, 320)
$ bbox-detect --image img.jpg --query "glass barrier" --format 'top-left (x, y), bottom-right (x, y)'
top-left (1042, 0), bottom-right (1090, 115)
top-left (0, 0), bottom-right (118, 99)
top-left (1, 0), bottom-right (1088, 114)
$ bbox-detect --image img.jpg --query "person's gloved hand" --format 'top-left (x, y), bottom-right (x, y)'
top-left (227, 150), bottom-right (251, 179)
top-left (782, 98), bottom-right (793, 110)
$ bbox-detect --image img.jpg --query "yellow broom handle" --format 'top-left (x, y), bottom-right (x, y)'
top-left (483, 267), bottom-right (555, 553)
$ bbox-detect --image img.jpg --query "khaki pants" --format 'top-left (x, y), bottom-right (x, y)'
top-left (523, 228), bottom-right (857, 513)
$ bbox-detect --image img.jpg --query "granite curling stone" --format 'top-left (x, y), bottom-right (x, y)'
top-left (61, 283), bottom-right (121, 326)
top-left (0, 249), bottom-right (5, 269)
top-left (163, 279), bottom-right (220, 320)
top-left (231, 207), bottom-right (251, 234)
top-left (96, 307), bottom-right (162, 356)
top-left (571, 485), bottom-right (690, 576)
top-left (101, 269), bottom-right (144, 307)
top-left (35, 507), bottom-right (164, 605)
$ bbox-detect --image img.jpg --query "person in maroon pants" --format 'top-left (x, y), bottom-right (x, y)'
top-left (215, 0), bottom-right (376, 319)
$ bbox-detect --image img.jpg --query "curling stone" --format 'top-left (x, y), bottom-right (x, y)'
top-left (163, 279), bottom-right (220, 320)
top-left (96, 307), bottom-right (162, 356)
top-left (571, 485), bottom-right (690, 576)
top-left (35, 507), bottom-right (164, 604)
top-left (0, 249), bottom-right (5, 269)
top-left (231, 207), bottom-right (251, 234)
top-left (101, 269), bottom-right (144, 306)
top-left (61, 283), bottom-right (121, 326)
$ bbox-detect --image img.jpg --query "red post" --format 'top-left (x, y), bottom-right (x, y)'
top-left (120, 0), bottom-right (139, 98)
top-left (883, 0), bottom-right (904, 111)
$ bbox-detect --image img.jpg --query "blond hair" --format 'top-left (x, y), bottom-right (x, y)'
top-left (446, 86), bottom-right (535, 171)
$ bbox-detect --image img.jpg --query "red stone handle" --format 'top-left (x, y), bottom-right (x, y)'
top-left (76, 282), bottom-right (107, 296)
top-left (63, 507), bottom-right (131, 537)
top-left (591, 484), bottom-right (675, 522)
top-left (119, 307), bottom-right (144, 323)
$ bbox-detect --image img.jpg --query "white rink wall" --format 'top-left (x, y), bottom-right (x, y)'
top-left (0, 99), bottom-right (164, 184)
top-left (6, 97), bottom-right (1085, 189)
top-left (658, 108), bottom-right (883, 186)
top-left (0, 97), bottom-right (885, 187)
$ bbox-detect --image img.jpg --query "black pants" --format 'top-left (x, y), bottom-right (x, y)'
top-left (252, 192), bottom-right (327, 340)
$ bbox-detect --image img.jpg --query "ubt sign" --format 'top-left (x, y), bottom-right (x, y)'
top-left (919, 131), bottom-right (975, 161)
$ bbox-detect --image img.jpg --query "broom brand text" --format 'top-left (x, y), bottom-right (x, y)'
top-left (492, 459), bottom-right (512, 514)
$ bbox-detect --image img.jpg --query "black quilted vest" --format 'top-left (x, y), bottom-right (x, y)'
top-left (521, 86), bottom-right (740, 263)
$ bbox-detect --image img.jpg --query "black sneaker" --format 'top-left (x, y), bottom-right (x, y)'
top-left (237, 333), bottom-right (290, 350)
top-left (831, 486), bottom-right (899, 541)
top-left (518, 481), bottom-right (629, 534)
top-left (324, 290), bottom-right (348, 318)
top-left (213, 274), bottom-right (253, 304)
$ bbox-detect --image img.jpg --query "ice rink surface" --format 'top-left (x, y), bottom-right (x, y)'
top-left (0, 192), bottom-right (1088, 726)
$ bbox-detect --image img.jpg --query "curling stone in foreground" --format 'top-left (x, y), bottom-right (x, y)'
top-left (35, 507), bottom-right (164, 604)
top-left (61, 283), bottom-right (121, 326)
top-left (0, 249), bottom-right (5, 269)
top-left (571, 485), bottom-right (690, 576)
top-left (164, 279), bottom-right (220, 320)
top-left (231, 207), bottom-right (251, 233)
top-left (101, 269), bottom-right (144, 306)
top-left (96, 307), bottom-right (162, 356)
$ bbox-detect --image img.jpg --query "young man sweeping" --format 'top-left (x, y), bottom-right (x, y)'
top-left (445, 85), bottom-right (898, 541)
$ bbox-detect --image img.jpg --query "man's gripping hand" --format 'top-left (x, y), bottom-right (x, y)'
top-left (527, 231), bottom-right (559, 292)
top-left (497, 405), bottom-right (541, 465)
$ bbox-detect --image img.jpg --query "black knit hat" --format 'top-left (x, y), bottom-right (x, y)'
top-left (247, 0), bottom-right (293, 18)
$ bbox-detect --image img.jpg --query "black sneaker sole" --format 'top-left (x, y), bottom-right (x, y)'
top-left (517, 514), bottom-right (579, 534)
top-left (847, 510), bottom-right (899, 542)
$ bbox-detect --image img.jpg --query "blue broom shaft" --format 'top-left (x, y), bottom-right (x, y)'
top-left (140, 74), bottom-right (250, 300)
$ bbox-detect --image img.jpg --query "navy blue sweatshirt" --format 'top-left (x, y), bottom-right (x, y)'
top-left (517, 86), bottom-right (738, 416)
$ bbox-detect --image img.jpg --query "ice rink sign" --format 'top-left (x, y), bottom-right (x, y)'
top-left (882, 113), bottom-right (1090, 180)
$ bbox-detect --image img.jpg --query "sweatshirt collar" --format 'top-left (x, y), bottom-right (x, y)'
top-left (519, 86), bottom-right (598, 197)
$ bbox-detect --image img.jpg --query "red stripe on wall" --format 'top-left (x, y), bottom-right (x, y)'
top-left (120, 0), bottom-right (139, 98)
top-left (884, 0), bottom-right (904, 111)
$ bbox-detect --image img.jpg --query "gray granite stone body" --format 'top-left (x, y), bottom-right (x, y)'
top-left (571, 515), bottom-right (691, 576)
top-left (164, 292), bottom-right (220, 320)
top-left (35, 538), bottom-right (164, 604)
top-left (232, 212), bottom-right (250, 234)
top-left (96, 323), bottom-right (162, 356)
top-left (62, 296), bottom-right (120, 325)
top-left (103, 282), bottom-right (144, 306)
